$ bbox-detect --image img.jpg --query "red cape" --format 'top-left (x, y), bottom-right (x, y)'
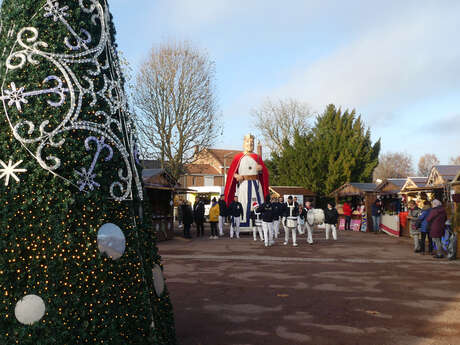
top-left (224, 152), bottom-right (269, 206)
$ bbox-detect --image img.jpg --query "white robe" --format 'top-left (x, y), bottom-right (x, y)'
top-left (236, 155), bottom-right (264, 227)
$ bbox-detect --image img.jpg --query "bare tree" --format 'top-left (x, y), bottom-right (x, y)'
top-left (251, 98), bottom-right (313, 153)
top-left (373, 152), bottom-right (414, 181)
top-left (418, 153), bottom-right (439, 176)
top-left (449, 156), bottom-right (460, 165)
top-left (133, 41), bottom-right (220, 179)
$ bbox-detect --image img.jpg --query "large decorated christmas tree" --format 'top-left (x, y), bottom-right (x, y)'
top-left (0, 0), bottom-right (176, 344)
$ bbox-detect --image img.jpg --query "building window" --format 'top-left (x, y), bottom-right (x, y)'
top-left (204, 176), bottom-right (214, 186)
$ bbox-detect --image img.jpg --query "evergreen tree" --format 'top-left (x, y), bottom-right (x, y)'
top-left (0, 1), bottom-right (175, 344)
top-left (269, 104), bottom-right (380, 195)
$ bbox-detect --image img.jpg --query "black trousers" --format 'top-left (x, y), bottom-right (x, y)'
top-left (420, 232), bottom-right (433, 253)
top-left (196, 221), bottom-right (204, 236)
top-left (210, 222), bottom-right (218, 236)
top-left (345, 216), bottom-right (351, 230)
top-left (183, 224), bottom-right (191, 238)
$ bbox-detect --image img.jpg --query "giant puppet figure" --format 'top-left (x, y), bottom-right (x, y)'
top-left (224, 134), bottom-right (270, 228)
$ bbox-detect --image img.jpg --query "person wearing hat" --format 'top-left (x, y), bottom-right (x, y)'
top-left (284, 195), bottom-right (300, 246)
top-left (218, 194), bottom-right (227, 236)
top-left (427, 199), bottom-right (447, 258)
top-left (208, 197), bottom-right (220, 239)
top-left (324, 201), bottom-right (339, 240)
top-left (256, 195), bottom-right (275, 247)
top-left (250, 199), bottom-right (264, 241)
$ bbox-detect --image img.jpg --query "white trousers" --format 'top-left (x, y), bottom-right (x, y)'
top-left (262, 221), bottom-right (274, 246)
top-left (230, 217), bottom-right (241, 238)
top-left (304, 223), bottom-right (314, 244)
top-left (253, 225), bottom-right (264, 241)
top-left (325, 224), bottom-right (337, 240)
top-left (284, 226), bottom-right (297, 245)
top-left (218, 215), bottom-right (225, 236)
top-left (273, 220), bottom-right (280, 238)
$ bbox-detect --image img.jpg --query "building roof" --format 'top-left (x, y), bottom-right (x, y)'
top-left (204, 148), bottom-right (239, 165)
top-left (375, 178), bottom-right (406, 193)
top-left (141, 160), bottom-right (162, 169)
top-left (184, 164), bottom-right (221, 175)
top-left (270, 186), bottom-right (316, 197)
top-left (433, 165), bottom-right (460, 181)
top-left (330, 182), bottom-right (377, 197)
top-left (409, 177), bottom-right (428, 187)
top-left (142, 168), bottom-right (164, 179)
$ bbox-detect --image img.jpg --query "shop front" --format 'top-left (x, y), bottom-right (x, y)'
top-left (375, 179), bottom-right (406, 237)
top-left (330, 183), bottom-right (377, 232)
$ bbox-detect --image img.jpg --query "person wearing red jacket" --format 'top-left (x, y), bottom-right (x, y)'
top-left (343, 201), bottom-right (352, 231)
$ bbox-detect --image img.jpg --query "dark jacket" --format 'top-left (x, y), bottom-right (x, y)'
top-left (181, 204), bottom-right (194, 225)
top-left (427, 206), bottom-right (447, 238)
top-left (193, 201), bottom-right (205, 223)
top-left (417, 207), bottom-right (431, 233)
top-left (218, 199), bottom-right (227, 217)
top-left (324, 207), bottom-right (339, 225)
top-left (256, 202), bottom-right (274, 222)
top-left (299, 207), bottom-right (308, 221)
top-left (228, 201), bottom-right (244, 217)
top-left (272, 202), bottom-right (282, 220)
top-left (285, 202), bottom-right (299, 217)
top-left (371, 203), bottom-right (382, 217)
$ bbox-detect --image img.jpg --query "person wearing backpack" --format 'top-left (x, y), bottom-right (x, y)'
top-left (417, 200), bottom-right (433, 254)
top-left (427, 199), bottom-right (447, 259)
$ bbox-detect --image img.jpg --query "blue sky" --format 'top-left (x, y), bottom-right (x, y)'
top-left (110, 0), bottom-right (460, 165)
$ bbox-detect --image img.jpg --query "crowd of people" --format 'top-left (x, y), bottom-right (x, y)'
top-left (179, 194), bottom-right (340, 247)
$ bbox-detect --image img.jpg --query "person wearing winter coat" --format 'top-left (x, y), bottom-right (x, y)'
top-left (427, 199), bottom-right (447, 258)
top-left (324, 202), bottom-right (339, 240)
top-left (256, 195), bottom-right (275, 247)
top-left (181, 201), bottom-right (194, 238)
top-left (193, 198), bottom-right (206, 237)
top-left (272, 197), bottom-right (283, 239)
top-left (407, 200), bottom-right (421, 253)
top-left (343, 201), bottom-right (352, 231)
top-left (218, 194), bottom-right (227, 236)
top-left (417, 200), bottom-right (432, 254)
top-left (208, 198), bottom-right (220, 239)
top-left (228, 195), bottom-right (244, 238)
top-left (371, 200), bottom-right (382, 233)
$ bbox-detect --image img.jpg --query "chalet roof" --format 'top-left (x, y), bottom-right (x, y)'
top-left (452, 170), bottom-right (460, 186)
top-left (330, 182), bottom-right (377, 197)
top-left (433, 165), bottom-right (460, 180)
top-left (375, 178), bottom-right (406, 193)
top-left (185, 164), bottom-right (221, 175)
top-left (409, 177), bottom-right (428, 187)
top-left (270, 186), bottom-right (316, 197)
top-left (142, 169), bottom-right (163, 179)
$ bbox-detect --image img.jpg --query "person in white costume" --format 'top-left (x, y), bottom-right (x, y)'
top-left (272, 197), bottom-right (283, 239)
top-left (251, 201), bottom-right (264, 241)
top-left (303, 200), bottom-right (314, 245)
top-left (228, 196), bottom-right (243, 238)
top-left (284, 196), bottom-right (299, 246)
top-left (256, 195), bottom-right (275, 247)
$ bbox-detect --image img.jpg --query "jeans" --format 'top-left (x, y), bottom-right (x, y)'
top-left (420, 232), bottom-right (433, 253)
top-left (372, 215), bottom-right (381, 232)
top-left (345, 216), bottom-right (351, 230)
top-left (183, 224), bottom-right (191, 238)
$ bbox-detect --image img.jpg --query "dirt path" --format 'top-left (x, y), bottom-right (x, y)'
top-left (158, 227), bottom-right (460, 345)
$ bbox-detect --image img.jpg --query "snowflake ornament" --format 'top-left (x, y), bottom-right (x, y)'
top-left (0, 159), bottom-right (27, 186)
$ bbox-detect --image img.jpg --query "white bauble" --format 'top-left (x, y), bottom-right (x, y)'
top-left (15, 294), bottom-right (45, 325)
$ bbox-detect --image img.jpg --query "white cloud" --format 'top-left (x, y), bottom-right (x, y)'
top-left (274, 2), bottom-right (460, 121)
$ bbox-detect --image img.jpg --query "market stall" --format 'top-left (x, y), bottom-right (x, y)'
top-left (330, 183), bottom-right (377, 232)
top-left (143, 168), bottom-right (179, 241)
top-left (375, 179), bottom-right (406, 237)
top-left (450, 170), bottom-right (460, 254)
